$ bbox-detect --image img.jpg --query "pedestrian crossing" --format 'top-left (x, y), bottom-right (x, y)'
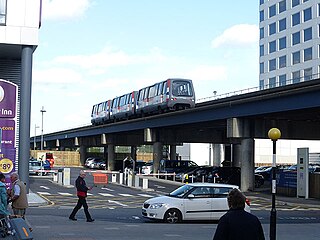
top-left (36, 191), bottom-right (155, 198)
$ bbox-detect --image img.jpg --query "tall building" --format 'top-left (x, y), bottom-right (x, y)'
top-left (259, 0), bottom-right (320, 89)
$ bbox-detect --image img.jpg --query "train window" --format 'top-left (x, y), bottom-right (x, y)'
top-left (162, 82), bottom-right (167, 94)
top-left (112, 98), bottom-right (118, 108)
top-left (119, 95), bottom-right (126, 106)
top-left (144, 88), bottom-right (149, 99)
top-left (172, 81), bottom-right (192, 96)
top-left (148, 85), bottom-right (156, 98)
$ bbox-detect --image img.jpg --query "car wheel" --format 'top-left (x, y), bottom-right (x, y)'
top-left (164, 209), bottom-right (182, 223)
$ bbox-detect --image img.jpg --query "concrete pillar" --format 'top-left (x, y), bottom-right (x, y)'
top-left (240, 138), bottom-right (255, 192)
top-left (153, 142), bottom-right (162, 173)
top-left (79, 145), bottom-right (86, 166)
top-left (108, 144), bottom-right (115, 170)
top-left (131, 146), bottom-right (137, 161)
top-left (19, 45), bottom-right (33, 192)
top-left (232, 144), bottom-right (241, 167)
top-left (170, 145), bottom-right (176, 160)
top-left (212, 144), bottom-right (222, 166)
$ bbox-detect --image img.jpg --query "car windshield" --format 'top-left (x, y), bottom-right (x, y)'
top-left (169, 185), bottom-right (193, 198)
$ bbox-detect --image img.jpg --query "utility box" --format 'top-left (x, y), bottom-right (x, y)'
top-left (297, 148), bottom-right (309, 198)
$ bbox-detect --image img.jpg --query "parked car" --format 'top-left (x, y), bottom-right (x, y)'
top-left (142, 183), bottom-right (250, 223)
top-left (175, 165), bottom-right (210, 182)
top-left (29, 160), bottom-right (45, 176)
top-left (141, 162), bottom-right (153, 174)
top-left (159, 159), bottom-right (198, 174)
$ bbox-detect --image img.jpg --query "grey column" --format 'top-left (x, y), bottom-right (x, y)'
top-left (169, 145), bottom-right (176, 160)
top-left (240, 138), bottom-right (255, 192)
top-left (212, 144), bottom-right (222, 166)
top-left (19, 45), bottom-right (33, 192)
top-left (79, 145), bottom-right (86, 165)
top-left (131, 146), bottom-right (137, 161)
top-left (153, 142), bottom-right (162, 173)
top-left (232, 144), bottom-right (241, 167)
top-left (108, 144), bottom-right (115, 170)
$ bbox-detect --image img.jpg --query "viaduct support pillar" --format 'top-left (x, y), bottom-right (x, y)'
top-left (153, 142), bottom-right (162, 173)
top-left (170, 145), bottom-right (176, 160)
top-left (79, 145), bottom-right (86, 166)
top-left (108, 144), bottom-right (115, 171)
top-left (131, 146), bottom-right (137, 161)
top-left (212, 144), bottom-right (223, 166)
top-left (232, 144), bottom-right (241, 167)
top-left (240, 138), bottom-right (255, 192)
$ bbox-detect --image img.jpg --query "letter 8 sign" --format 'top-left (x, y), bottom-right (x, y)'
top-left (0, 158), bottom-right (13, 173)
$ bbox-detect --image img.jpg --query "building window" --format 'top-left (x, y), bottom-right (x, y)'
top-left (279, 55), bottom-right (286, 68)
top-left (0, 0), bottom-right (6, 25)
top-left (260, 27), bottom-right (264, 39)
top-left (260, 45), bottom-right (264, 57)
top-left (279, 18), bottom-right (286, 31)
top-left (304, 47), bottom-right (312, 61)
top-left (260, 62), bottom-right (264, 74)
top-left (260, 10), bottom-right (264, 22)
top-left (292, 51), bottom-right (300, 64)
top-left (292, 71), bottom-right (300, 84)
top-left (279, 0), bottom-right (286, 13)
top-left (269, 4), bottom-right (276, 18)
top-left (304, 27), bottom-right (312, 42)
top-left (304, 68), bottom-right (312, 81)
top-left (292, 31), bottom-right (300, 45)
top-left (319, 4), bottom-right (320, 17)
top-left (269, 77), bottom-right (276, 88)
top-left (292, 12), bottom-right (300, 26)
top-left (269, 40), bottom-right (276, 53)
top-left (269, 59), bottom-right (276, 71)
top-left (259, 79), bottom-right (265, 90)
top-left (279, 36), bottom-right (286, 50)
top-left (260, 0), bottom-right (264, 5)
top-left (304, 7), bottom-right (312, 22)
top-left (279, 74), bottom-right (287, 86)
top-left (269, 22), bottom-right (276, 35)
top-left (292, 0), bottom-right (300, 8)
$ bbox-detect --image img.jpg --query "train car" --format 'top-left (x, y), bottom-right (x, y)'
top-left (136, 78), bottom-right (195, 116)
top-left (110, 91), bottom-right (138, 120)
top-left (91, 100), bottom-right (111, 125)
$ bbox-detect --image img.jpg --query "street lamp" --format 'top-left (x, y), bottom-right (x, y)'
top-left (40, 106), bottom-right (46, 150)
top-left (34, 124), bottom-right (39, 150)
top-left (268, 127), bottom-right (281, 240)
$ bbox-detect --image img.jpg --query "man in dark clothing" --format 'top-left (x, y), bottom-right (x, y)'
top-left (213, 188), bottom-right (265, 240)
top-left (69, 170), bottom-right (94, 222)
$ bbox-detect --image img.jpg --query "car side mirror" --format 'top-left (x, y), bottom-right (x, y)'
top-left (188, 194), bottom-right (195, 198)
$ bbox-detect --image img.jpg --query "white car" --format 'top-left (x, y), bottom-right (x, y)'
top-left (142, 183), bottom-right (250, 223)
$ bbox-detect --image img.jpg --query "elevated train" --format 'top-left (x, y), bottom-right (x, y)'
top-left (91, 78), bottom-right (195, 125)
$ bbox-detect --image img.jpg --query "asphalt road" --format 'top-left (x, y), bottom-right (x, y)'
top-left (24, 167), bottom-right (320, 240)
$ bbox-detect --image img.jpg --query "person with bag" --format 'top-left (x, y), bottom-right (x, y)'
top-left (69, 170), bottom-right (94, 222)
top-left (0, 173), bottom-right (9, 216)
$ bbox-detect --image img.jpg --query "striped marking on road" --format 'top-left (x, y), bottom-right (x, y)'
top-left (154, 184), bottom-right (166, 189)
top-left (137, 194), bottom-right (154, 198)
top-left (98, 193), bottom-right (115, 197)
top-left (108, 200), bottom-right (128, 207)
top-left (101, 187), bottom-right (114, 191)
top-left (57, 192), bottom-right (73, 196)
top-left (40, 186), bottom-right (50, 190)
top-left (118, 194), bottom-right (134, 197)
top-left (37, 192), bottom-right (51, 195)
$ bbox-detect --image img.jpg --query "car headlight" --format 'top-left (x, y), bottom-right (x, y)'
top-left (149, 203), bottom-right (165, 209)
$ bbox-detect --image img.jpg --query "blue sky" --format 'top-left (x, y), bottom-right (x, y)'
top-left (31, 0), bottom-right (259, 134)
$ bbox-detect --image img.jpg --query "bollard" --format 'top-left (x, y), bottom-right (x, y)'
top-left (134, 175), bottom-right (139, 188)
top-left (142, 178), bottom-right (148, 189)
top-left (53, 171), bottom-right (58, 182)
top-left (119, 173), bottom-right (123, 185)
top-left (57, 169), bottom-right (63, 185)
top-left (127, 173), bottom-right (133, 187)
top-left (112, 173), bottom-right (117, 183)
top-left (63, 168), bottom-right (71, 186)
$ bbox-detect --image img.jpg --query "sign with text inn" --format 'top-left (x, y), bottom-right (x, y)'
top-left (0, 80), bottom-right (17, 118)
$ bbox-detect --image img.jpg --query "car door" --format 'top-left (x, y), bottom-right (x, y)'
top-left (211, 187), bottom-right (231, 220)
top-left (183, 187), bottom-right (213, 220)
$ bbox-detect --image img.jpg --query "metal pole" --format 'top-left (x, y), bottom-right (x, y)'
top-left (40, 106), bottom-right (46, 150)
top-left (270, 140), bottom-right (277, 240)
top-left (34, 124), bottom-right (39, 150)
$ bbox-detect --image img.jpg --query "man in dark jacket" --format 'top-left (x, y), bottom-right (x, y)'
top-left (69, 170), bottom-right (94, 222)
top-left (213, 188), bottom-right (265, 240)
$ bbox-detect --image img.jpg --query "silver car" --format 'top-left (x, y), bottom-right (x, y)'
top-left (142, 183), bottom-right (250, 223)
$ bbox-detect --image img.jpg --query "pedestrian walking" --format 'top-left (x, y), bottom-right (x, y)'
top-left (8, 172), bottom-right (28, 218)
top-left (0, 173), bottom-right (9, 216)
top-left (69, 170), bottom-right (94, 222)
top-left (212, 188), bottom-right (265, 240)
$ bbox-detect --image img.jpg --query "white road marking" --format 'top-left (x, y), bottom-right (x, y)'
top-left (87, 193), bottom-right (93, 196)
top-left (154, 184), bottom-right (165, 189)
top-left (108, 200), bottom-right (128, 207)
top-left (104, 227), bottom-right (120, 230)
top-left (137, 194), bottom-right (153, 198)
top-left (57, 192), bottom-right (73, 196)
top-left (40, 186), bottom-right (49, 190)
top-left (118, 194), bottom-right (134, 197)
top-left (164, 234), bottom-right (182, 237)
top-left (101, 187), bottom-right (114, 191)
top-left (37, 192), bottom-right (51, 195)
top-left (34, 226), bottom-right (50, 229)
top-left (99, 193), bottom-right (114, 197)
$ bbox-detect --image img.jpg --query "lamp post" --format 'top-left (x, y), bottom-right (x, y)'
top-left (40, 106), bottom-right (46, 150)
top-left (34, 124), bottom-right (39, 150)
top-left (268, 128), bottom-right (281, 240)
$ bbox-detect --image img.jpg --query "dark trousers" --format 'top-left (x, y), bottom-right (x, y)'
top-left (69, 196), bottom-right (92, 220)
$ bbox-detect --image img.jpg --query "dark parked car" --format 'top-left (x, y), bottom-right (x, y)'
top-left (159, 159), bottom-right (198, 174)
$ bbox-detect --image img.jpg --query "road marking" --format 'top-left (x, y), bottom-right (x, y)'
top-left (154, 184), bottom-right (165, 189)
top-left (99, 193), bottom-right (114, 197)
top-left (37, 191), bottom-right (51, 195)
top-left (40, 186), bottom-right (49, 190)
top-left (104, 227), bottom-right (120, 230)
top-left (57, 192), bottom-right (73, 196)
top-left (101, 187), bottom-right (114, 191)
top-left (137, 194), bottom-right (153, 198)
top-left (108, 200), bottom-right (128, 207)
top-left (34, 226), bottom-right (50, 229)
top-left (164, 234), bottom-right (182, 237)
top-left (118, 194), bottom-right (134, 197)
top-left (87, 193), bottom-right (93, 196)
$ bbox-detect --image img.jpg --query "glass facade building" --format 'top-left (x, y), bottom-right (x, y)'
top-left (259, 0), bottom-right (320, 89)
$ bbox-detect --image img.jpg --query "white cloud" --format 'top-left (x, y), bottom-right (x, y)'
top-left (33, 67), bottom-right (84, 84)
top-left (186, 65), bottom-right (227, 82)
top-left (211, 24), bottom-right (258, 48)
top-left (42, 0), bottom-right (92, 20)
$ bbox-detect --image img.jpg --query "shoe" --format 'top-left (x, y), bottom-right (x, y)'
top-left (69, 217), bottom-right (77, 221)
top-left (87, 219), bottom-right (95, 222)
